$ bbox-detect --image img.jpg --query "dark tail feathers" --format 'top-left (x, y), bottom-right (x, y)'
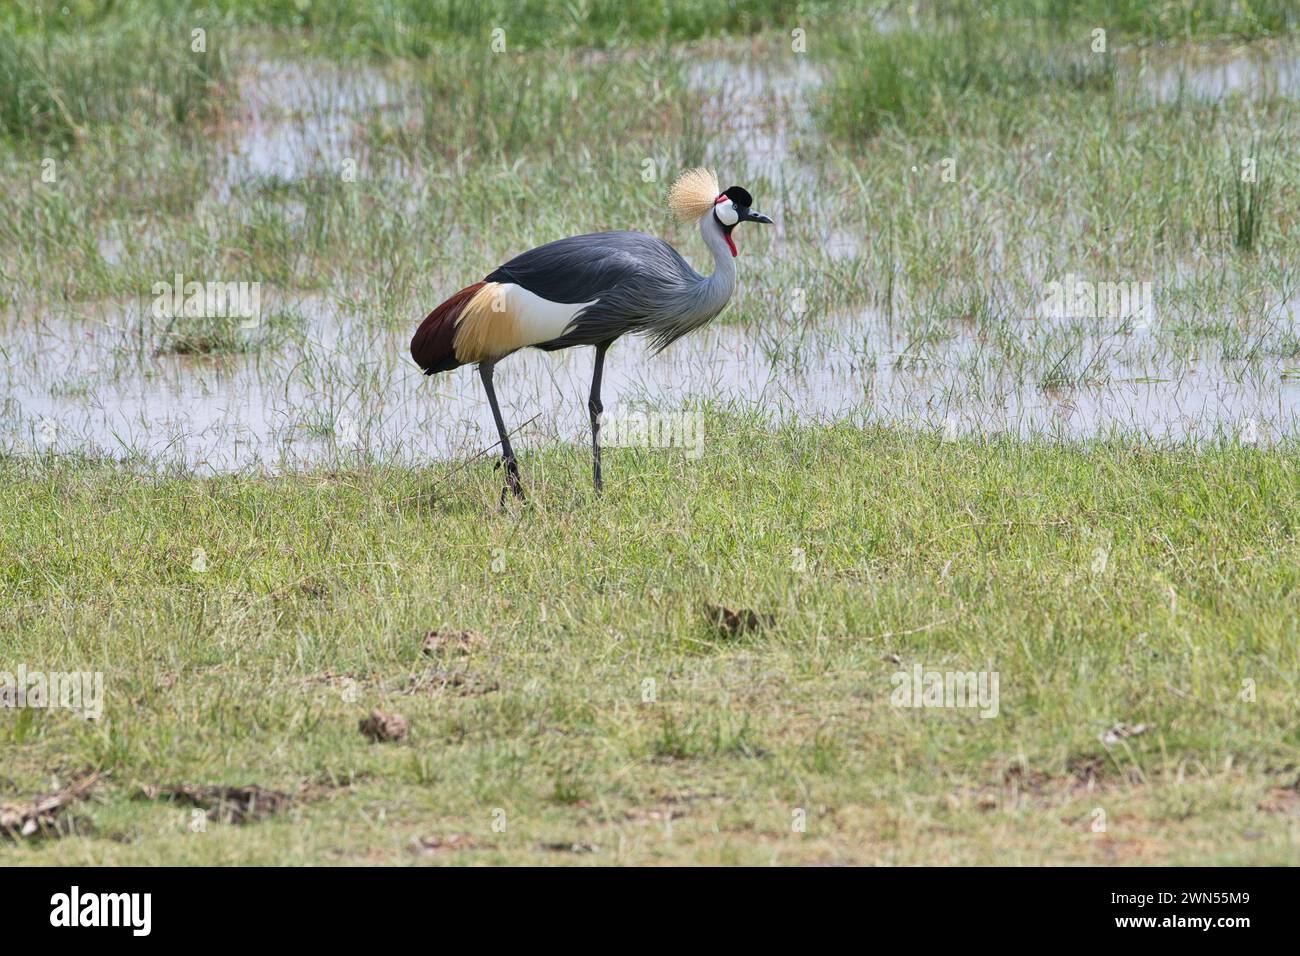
top-left (410, 281), bottom-right (485, 375)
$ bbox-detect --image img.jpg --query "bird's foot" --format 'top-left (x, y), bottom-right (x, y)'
top-left (498, 457), bottom-right (526, 506)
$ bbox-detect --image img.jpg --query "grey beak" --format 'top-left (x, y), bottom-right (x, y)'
top-left (742, 208), bottom-right (774, 225)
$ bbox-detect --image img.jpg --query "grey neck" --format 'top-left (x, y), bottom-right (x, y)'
top-left (697, 211), bottom-right (736, 307)
top-left (637, 211), bottom-right (741, 352)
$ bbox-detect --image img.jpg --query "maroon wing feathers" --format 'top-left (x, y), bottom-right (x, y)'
top-left (410, 282), bottom-right (485, 375)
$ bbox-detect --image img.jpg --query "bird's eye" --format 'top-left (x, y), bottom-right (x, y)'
top-left (715, 200), bottom-right (739, 227)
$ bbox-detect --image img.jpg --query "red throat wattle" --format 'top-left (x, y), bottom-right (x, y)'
top-left (715, 194), bottom-right (737, 257)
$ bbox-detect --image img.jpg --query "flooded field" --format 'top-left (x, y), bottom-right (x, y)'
top-left (1120, 37), bottom-right (1300, 102)
top-left (4, 288), bottom-right (1298, 471)
top-left (3, 38), bottom-right (1298, 471)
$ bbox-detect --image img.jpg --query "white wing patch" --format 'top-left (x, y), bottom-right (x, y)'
top-left (453, 282), bottom-right (597, 362)
top-left (507, 284), bottom-right (598, 346)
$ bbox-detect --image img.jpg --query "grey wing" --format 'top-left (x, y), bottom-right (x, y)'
top-left (484, 231), bottom-right (701, 348)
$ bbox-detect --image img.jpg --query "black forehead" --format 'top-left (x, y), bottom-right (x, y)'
top-left (722, 185), bottom-right (752, 207)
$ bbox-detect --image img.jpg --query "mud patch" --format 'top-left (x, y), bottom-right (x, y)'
top-left (137, 783), bottom-right (292, 824)
top-left (974, 756), bottom-right (1140, 812)
top-left (421, 628), bottom-right (484, 657)
top-left (704, 603), bottom-right (775, 638)
top-left (540, 840), bottom-right (600, 854)
top-left (298, 671), bottom-right (367, 693)
top-left (621, 806), bottom-right (686, 824)
top-left (391, 668), bottom-right (499, 697)
top-left (0, 773), bottom-right (100, 841)
top-left (1257, 785), bottom-right (1300, 815)
top-left (409, 833), bottom-right (494, 855)
top-left (1100, 722), bottom-right (1150, 747)
top-left (359, 709), bottom-right (409, 743)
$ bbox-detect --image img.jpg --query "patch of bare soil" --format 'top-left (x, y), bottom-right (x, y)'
top-left (1257, 785), bottom-right (1300, 814)
top-left (409, 833), bottom-right (494, 855)
top-left (390, 668), bottom-right (499, 697)
top-left (973, 755), bottom-right (1141, 812)
top-left (0, 772), bottom-right (100, 841)
top-left (622, 806), bottom-right (686, 823)
top-left (421, 629), bottom-right (484, 657)
top-left (539, 840), bottom-right (600, 854)
top-left (358, 709), bottom-right (409, 742)
top-left (136, 783), bottom-right (293, 824)
top-left (703, 603), bottom-right (775, 638)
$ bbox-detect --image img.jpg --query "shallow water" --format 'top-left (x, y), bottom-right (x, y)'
top-left (216, 59), bottom-right (399, 194)
top-left (1121, 40), bottom-right (1300, 102)
top-left (4, 293), bottom-right (1296, 472)
top-left (687, 51), bottom-right (822, 188)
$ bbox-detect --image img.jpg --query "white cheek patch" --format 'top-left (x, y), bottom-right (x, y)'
top-left (715, 199), bottom-right (739, 226)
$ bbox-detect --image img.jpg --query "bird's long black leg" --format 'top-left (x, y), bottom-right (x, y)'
top-left (589, 342), bottom-right (609, 493)
top-left (479, 361), bottom-right (524, 503)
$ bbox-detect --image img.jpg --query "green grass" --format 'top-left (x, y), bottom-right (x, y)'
top-left (821, 18), bottom-right (1117, 141)
top-left (975, 0), bottom-right (1298, 42)
top-left (3, 0), bottom-right (838, 61)
top-left (0, 7), bottom-right (230, 145)
top-left (1, 421), bottom-right (1297, 863)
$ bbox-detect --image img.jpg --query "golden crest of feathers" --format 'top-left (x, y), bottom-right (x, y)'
top-left (667, 167), bottom-right (720, 222)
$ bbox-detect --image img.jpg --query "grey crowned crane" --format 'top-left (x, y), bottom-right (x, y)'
top-left (410, 168), bottom-right (772, 502)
